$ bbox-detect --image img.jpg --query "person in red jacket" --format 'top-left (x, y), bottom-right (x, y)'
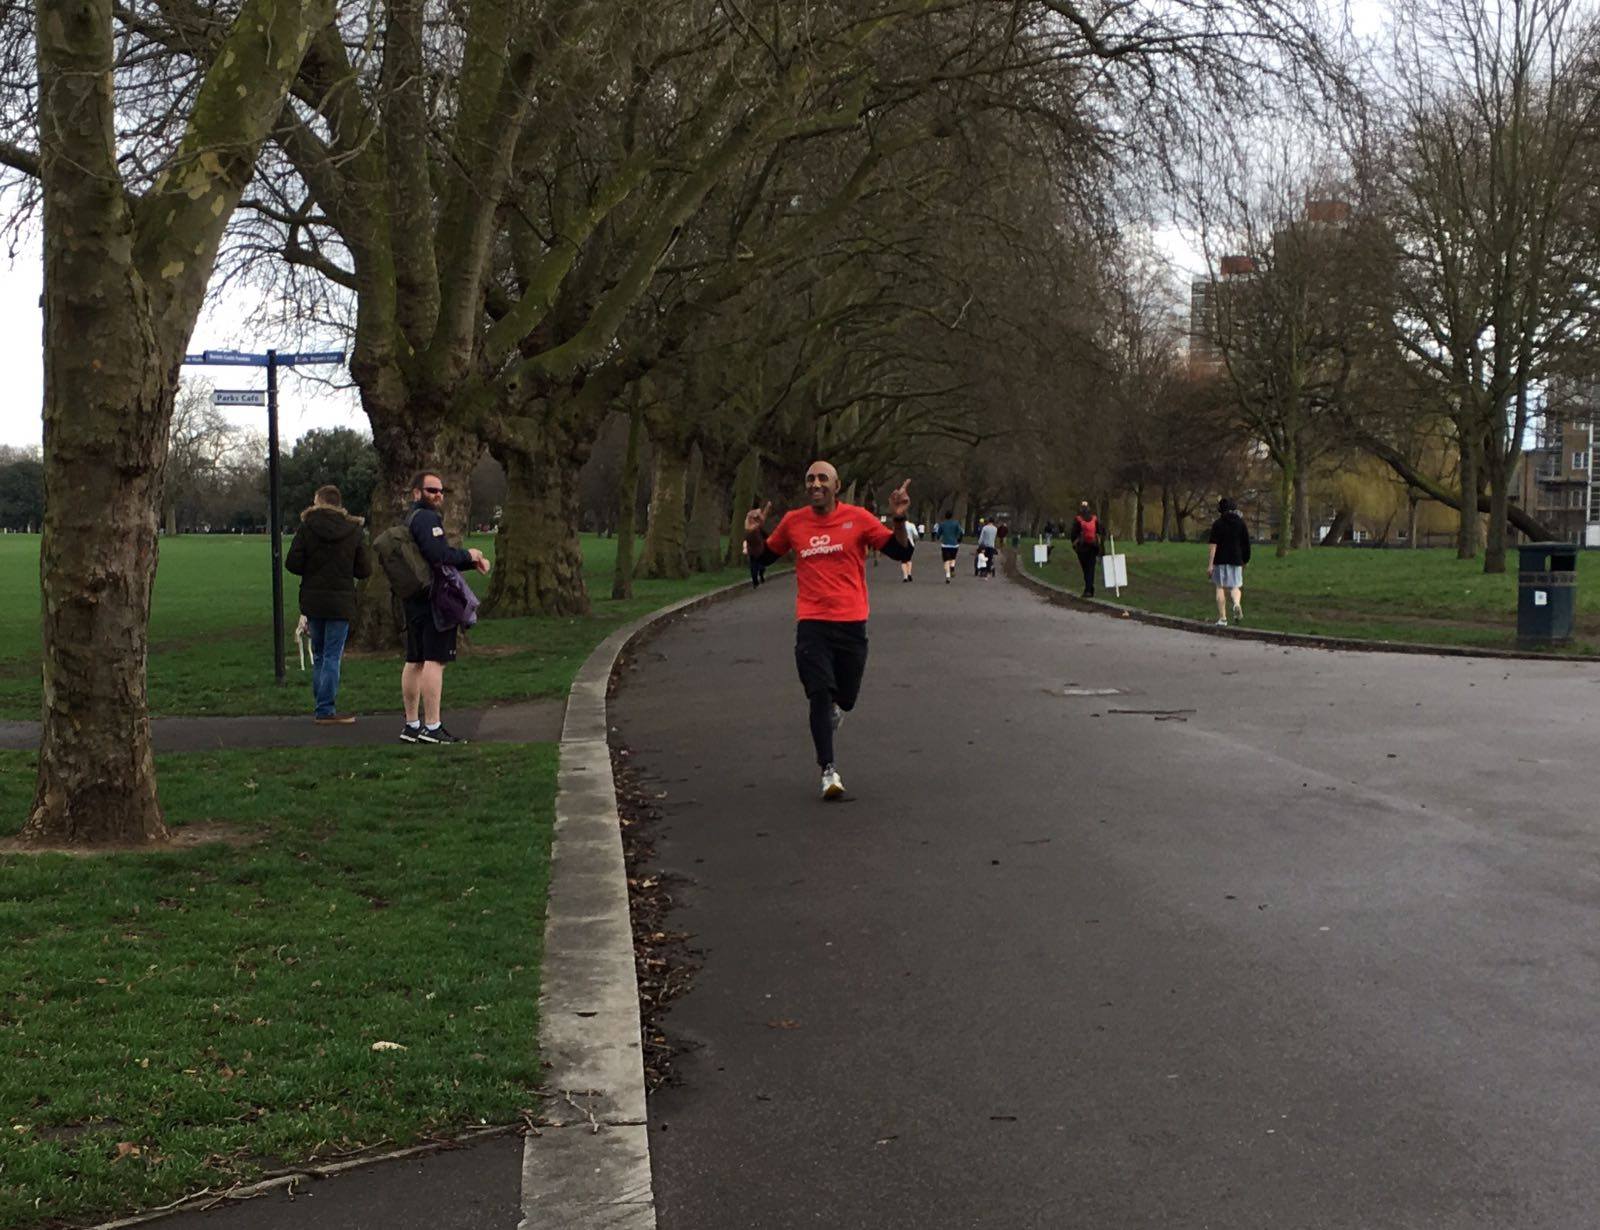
top-left (745, 461), bottom-right (915, 799)
top-left (1069, 501), bottom-right (1103, 597)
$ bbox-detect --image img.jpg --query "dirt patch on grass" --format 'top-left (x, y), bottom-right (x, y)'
top-left (0, 821), bottom-right (257, 857)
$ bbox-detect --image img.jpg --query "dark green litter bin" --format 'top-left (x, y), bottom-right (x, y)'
top-left (1517, 542), bottom-right (1578, 646)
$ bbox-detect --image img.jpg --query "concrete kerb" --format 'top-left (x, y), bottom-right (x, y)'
top-left (520, 574), bottom-right (763, 1230)
top-left (1005, 548), bottom-right (1600, 664)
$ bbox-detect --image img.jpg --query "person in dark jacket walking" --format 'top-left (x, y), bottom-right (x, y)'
top-left (400, 471), bottom-right (490, 744)
top-left (285, 485), bottom-right (374, 724)
top-left (1206, 497), bottom-right (1251, 625)
top-left (1069, 502), bottom-right (1103, 597)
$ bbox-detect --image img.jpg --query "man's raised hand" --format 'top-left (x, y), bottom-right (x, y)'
top-left (889, 479), bottom-right (911, 517)
top-left (744, 501), bottom-right (772, 534)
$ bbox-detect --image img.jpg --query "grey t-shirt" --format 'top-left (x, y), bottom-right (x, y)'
top-left (978, 524), bottom-right (999, 549)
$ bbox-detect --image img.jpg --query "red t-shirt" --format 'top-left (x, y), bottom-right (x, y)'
top-left (764, 501), bottom-right (894, 622)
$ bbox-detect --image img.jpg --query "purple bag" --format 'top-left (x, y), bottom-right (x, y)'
top-left (431, 564), bottom-right (480, 631)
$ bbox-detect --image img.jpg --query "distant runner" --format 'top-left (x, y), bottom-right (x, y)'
top-left (933, 511), bottom-right (963, 582)
top-left (745, 462), bottom-right (915, 799)
top-left (899, 518), bottom-right (920, 582)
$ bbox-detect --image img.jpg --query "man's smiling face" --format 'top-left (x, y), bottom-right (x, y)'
top-left (804, 462), bottom-right (839, 511)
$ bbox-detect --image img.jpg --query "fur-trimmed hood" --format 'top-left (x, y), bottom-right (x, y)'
top-left (299, 504), bottom-right (366, 538)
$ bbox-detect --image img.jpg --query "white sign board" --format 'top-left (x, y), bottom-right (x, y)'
top-left (1535, 590), bottom-right (1549, 606)
top-left (1033, 544), bottom-right (1049, 566)
top-left (214, 389), bottom-right (266, 406)
top-left (1102, 553), bottom-right (1128, 590)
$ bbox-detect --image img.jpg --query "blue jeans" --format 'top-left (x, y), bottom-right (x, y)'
top-left (307, 617), bottom-right (350, 717)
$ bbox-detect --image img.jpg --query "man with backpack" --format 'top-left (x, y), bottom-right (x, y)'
top-left (377, 471), bottom-right (490, 744)
top-left (285, 484), bottom-right (373, 725)
top-left (1070, 501), bottom-right (1103, 597)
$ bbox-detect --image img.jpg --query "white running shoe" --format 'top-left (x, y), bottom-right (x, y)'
top-left (1215, 618), bottom-right (1228, 627)
top-left (1232, 604), bottom-right (1243, 622)
top-left (820, 765), bottom-right (845, 799)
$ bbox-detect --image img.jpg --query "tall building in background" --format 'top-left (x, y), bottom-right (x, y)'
top-left (1189, 199), bottom-right (1354, 375)
top-left (1188, 254), bottom-right (1256, 373)
top-left (1519, 378), bottom-right (1599, 545)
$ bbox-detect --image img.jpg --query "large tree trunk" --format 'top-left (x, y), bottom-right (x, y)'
top-left (1276, 458), bottom-right (1294, 557)
top-left (350, 408), bottom-right (444, 649)
top-left (611, 405), bottom-right (643, 601)
top-left (23, 0), bottom-right (329, 846)
top-left (685, 448), bottom-right (725, 573)
top-left (637, 436), bottom-right (691, 579)
top-left (483, 410), bottom-right (596, 617)
top-left (1134, 481), bottom-right (1146, 544)
top-left (1457, 426), bottom-right (1481, 559)
top-left (434, 424), bottom-right (482, 541)
top-left (27, 367), bottom-right (172, 845)
top-left (724, 448), bottom-right (759, 567)
top-left (1321, 506), bottom-right (1353, 546)
top-left (1483, 468), bottom-right (1510, 575)
top-left (1159, 485), bottom-right (1173, 540)
top-left (1292, 455), bottom-right (1312, 550)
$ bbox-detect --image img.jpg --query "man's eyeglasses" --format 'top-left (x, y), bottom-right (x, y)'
top-left (422, 486), bottom-right (448, 495)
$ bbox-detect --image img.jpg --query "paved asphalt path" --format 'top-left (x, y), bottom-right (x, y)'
top-left (151, 1136), bottom-right (524, 1230)
top-left (0, 701), bottom-right (563, 752)
top-left (612, 549), bottom-right (1600, 1230)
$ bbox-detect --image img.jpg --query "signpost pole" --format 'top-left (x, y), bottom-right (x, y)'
top-left (266, 349), bottom-right (285, 684)
top-left (188, 345), bottom-right (342, 687)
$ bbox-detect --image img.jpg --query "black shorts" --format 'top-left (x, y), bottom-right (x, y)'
top-left (940, 546), bottom-right (959, 561)
top-left (403, 594), bottom-right (458, 663)
top-left (794, 619), bottom-right (868, 709)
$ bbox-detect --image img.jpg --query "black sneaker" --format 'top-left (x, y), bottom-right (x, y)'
top-left (400, 724), bottom-right (422, 743)
top-left (416, 725), bottom-right (466, 745)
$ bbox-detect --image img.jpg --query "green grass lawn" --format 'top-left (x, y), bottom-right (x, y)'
top-left (0, 744), bottom-right (556, 1228)
top-left (0, 534), bottom-right (746, 718)
top-left (1031, 540), bottom-right (1600, 653)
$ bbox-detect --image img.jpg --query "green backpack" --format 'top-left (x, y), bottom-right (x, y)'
top-left (372, 510), bottom-right (433, 599)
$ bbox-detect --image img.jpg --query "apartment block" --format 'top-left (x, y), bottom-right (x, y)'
top-left (1518, 384), bottom-right (1598, 545)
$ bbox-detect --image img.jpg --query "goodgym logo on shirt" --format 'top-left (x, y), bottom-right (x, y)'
top-left (801, 533), bottom-right (843, 558)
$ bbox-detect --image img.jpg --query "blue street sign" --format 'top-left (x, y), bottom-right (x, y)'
top-left (201, 349), bottom-right (269, 366)
top-left (184, 354), bottom-right (207, 364)
top-left (276, 351), bottom-right (345, 366)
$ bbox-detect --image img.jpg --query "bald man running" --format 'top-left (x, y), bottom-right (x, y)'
top-left (746, 461), bottom-right (915, 799)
